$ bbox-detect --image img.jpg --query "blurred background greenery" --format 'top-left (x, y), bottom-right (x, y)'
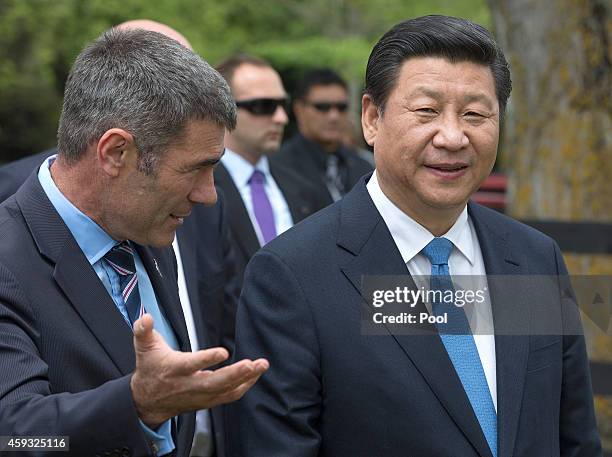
top-left (0, 0), bottom-right (489, 162)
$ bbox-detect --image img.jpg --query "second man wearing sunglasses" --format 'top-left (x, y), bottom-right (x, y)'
top-left (274, 68), bottom-right (373, 204)
top-left (214, 55), bottom-right (328, 292)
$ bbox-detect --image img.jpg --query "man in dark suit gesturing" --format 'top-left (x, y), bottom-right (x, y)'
top-left (229, 15), bottom-right (601, 457)
top-left (0, 29), bottom-right (268, 457)
top-left (0, 21), bottom-right (242, 455)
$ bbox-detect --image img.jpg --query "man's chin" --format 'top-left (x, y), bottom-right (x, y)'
top-left (263, 142), bottom-right (282, 155)
top-left (146, 231), bottom-right (177, 248)
top-left (423, 194), bottom-right (470, 212)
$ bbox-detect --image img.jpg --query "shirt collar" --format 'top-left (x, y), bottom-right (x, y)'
top-left (222, 148), bottom-right (272, 187)
top-left (38, 155), bottom-right (117, 265)
top-left (296, 132), bottom-right (345, 170)
top-left (366, 170), bottom-right (474, 265)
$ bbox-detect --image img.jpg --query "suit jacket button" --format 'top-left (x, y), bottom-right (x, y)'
top-left (121, 446), bottom-right (131, 457)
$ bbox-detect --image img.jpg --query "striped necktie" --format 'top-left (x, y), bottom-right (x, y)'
top-left (104, 241), bottom-right (145, 327)
top-left (422, 237), bottom-right (497, 457)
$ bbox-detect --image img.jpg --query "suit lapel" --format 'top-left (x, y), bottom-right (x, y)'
top-left (54, 246), bottom-right (136, 374)
top-left (136, 245), bottom-right (190, 352)
top-left (338, 182), bottom-right (494, 457)
top-left (214, 164), bottom-right (260, 260)
top-left (468, 203), bottom-right (530, 457)
top-left (17, 175), bottom-right (135, 375)
top-left (269, 162), bottom-right (314, 223)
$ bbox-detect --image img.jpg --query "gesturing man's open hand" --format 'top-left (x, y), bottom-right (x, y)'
top-left (130, 314), bottom-right (269, 428)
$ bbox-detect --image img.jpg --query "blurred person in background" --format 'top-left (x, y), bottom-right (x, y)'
top-left (274, 68), bottom-right (373, 203)
top-left (214, 55), bottom-right (328, 282)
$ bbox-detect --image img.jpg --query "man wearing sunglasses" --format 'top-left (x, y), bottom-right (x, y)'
top-left (274, 68), bottom-right (373, 204)
top-left (214, 55), bottom-right (328, 286)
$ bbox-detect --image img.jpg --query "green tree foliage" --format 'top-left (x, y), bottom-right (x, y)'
top-left (0, 0), bottom-right (488, 162)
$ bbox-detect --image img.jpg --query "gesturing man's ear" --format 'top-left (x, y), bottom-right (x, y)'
top-left (96, 128), bottom-right (137, 177)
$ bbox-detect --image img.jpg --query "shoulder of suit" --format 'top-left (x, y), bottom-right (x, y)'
top-left (0, 150), bottom-right (57, 203)
top-left (270, 160), bottom-right (319, 192)
top-left (0, 198), bottom-right (37, 274)
top-left (276, 134), bottom-right (309, 161)
top-left (260, 199), bottom-right (340, 258)
top-left (338, 145), bottom-right (374, 171)
top-left (469, 201), bottom-right (557, 247)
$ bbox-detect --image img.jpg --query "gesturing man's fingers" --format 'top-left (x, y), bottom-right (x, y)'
top-left (171, 347), bottom-right (230, 376)
top-left (193, 358), bottom-right (269, 395)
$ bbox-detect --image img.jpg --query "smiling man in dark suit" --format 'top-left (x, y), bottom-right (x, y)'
top-left (229, 15), bottom-right (601, 457)
top-left (213, 55), bottom-right (328, 281)
top-left (0, 28), bottom-right (268, 457)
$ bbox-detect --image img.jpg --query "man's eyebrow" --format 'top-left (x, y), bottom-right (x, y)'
top-left (407, 87), bottom-right (442, 100)
top-left (407, 87), bottom-right (496, 109)
top-left (462, 93), bottom-right (496, 110)
top-left (188, 150), bottom-right (225, 169)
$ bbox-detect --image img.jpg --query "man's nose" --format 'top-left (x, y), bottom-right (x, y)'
top-left (189, 170), bottom-right (218, 206)
top-left (272, 105), bottom-right (289, 125)
top-left (432, 114), bottom-right (469, 151)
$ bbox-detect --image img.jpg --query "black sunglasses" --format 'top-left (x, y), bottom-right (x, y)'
top-left (306, 101), bottom-right (349, 113)
top-left (235, 98), bottom-right (289, 116)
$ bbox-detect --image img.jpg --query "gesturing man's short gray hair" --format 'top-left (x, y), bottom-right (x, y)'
top-left (57, 28), bottom-right (237, 174)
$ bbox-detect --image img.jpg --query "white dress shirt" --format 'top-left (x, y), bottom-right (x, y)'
top-left (367, 171), bottom-right (497, 411)
top-left (172, 237), bottom-right (214, 457)
top-left (221, 149), bottom-right (293, 246)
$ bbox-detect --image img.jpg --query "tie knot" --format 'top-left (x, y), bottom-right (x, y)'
top-left (421, 237), bottom-right (453, 266)
top-left (250, 169), bottom-right (266, 185)
top-left (104, 241), bottom-right (136, 276)
top-left (327, 154), bottom-right (339, 166)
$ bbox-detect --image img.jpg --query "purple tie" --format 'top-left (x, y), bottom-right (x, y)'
top-left (249, 169), bottom-right (277, 244)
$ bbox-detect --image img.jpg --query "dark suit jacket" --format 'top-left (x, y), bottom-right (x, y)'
top-left (175, 196), bottom-right (240, 457)
top-left (274, 133), bottom-right (374, 205)
top-left (214, 161), bottom-right (328, 281)
top-left (0, 150), bottom-right (54, 202)
top-left (0, 151), bottom-right (240, 457)
top-left (229, 176), bottom-right (601, 457)
top-left (0, 173), bottom-right (194, 457)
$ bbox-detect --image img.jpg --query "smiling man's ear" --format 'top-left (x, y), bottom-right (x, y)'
top-left (96, 129), bottom-right (137, 177)
top-left (361, 94), bottom-right (380, 148)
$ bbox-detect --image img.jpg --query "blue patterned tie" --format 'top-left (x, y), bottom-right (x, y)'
top-left (104, 241), bottom-right (145, 327)
top-left (422, 237), bottom-right (497, 457)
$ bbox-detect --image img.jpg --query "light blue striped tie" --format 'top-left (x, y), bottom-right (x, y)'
top-left (422, 237), bottom-right (497, 456)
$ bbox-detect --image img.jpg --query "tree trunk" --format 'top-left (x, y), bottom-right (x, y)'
top-left (489, 0), bottom-right (611, 450)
